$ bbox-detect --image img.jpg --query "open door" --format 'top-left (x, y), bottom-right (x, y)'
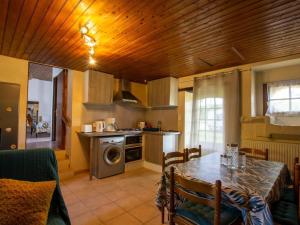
top-left (52, 69), bottom-right (68, 150)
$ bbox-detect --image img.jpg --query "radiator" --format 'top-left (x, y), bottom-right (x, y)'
top-left (242, 140), bottom-right (300, 172)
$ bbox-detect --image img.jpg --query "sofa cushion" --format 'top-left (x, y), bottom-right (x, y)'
top-left (272, 200), bottom-right (299, 225)
top-left (176, 200), bottom-right (241, 225)
top-left (0, 179), bottom-right (56, 225)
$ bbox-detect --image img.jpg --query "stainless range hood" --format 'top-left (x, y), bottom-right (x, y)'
top-left (114, 79), bottom-right (146, 108)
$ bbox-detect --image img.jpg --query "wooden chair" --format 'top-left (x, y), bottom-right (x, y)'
top-left (272, 163), bottom-right (300, 224)
top-left (161, 151), bottom-right (186, 224)
top-left (169, 166), bottom-right (241, 225)
top-left (239, 147), bottom-right (269, 160)
top-left (185, 145), bottom-right (202, 161)
top-left (280, 157), bottom-right (299, 204)
top-left (162, 151), bottom-right (186, 173)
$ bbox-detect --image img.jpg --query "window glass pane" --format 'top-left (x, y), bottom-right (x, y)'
top-left (200, 99), bottom-right (206, 108)
top-left (206, 120), bottom-right (214, 131)
top-left (199, 131), bottom-right (206, 141)
top-left (269, 86), bottom-right (289, 99)
top-left (215, 98), bottom-right (223, 107)
top-left (269, 99), bottom-right (290, 112)
top-left (206, 109), bottom-right (215, 120)
top-left (199, 109), bottom-right (206, 119)
top-left (216, 121), bottom-right (223, 132)
top-left (291, 84), bottom-right (300, 98)
top-left (199, 120), bottom-right (205, 130)
top-left (216, 133), bottom-right (223, 143)
top-left (291, 99), bottom-right (300, 112)
top-left (216, 109), bottom-right (223, 120)
top-left (206, 131), bottom-right (214, 142)
top-left (206, 98), bottom-right (215, 108)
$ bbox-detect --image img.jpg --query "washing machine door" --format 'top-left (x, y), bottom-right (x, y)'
top-left (103, 145), bottom-right (123, 165)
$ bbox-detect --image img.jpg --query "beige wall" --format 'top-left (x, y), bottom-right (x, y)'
top-left (0, 55), bottom-right (28, 148)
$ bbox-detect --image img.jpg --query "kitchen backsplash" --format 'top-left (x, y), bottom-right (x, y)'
top-left (81, 104), bottom-right (178, 130)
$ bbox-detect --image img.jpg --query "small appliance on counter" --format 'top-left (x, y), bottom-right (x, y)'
top-left (137, 121), bottom-right (145, 130)
top-left (81, 124), bottom-right (93, 133)
top-left (93, 121), bottom-right (106, 132)
top-left (105, 117), bottom-right (117, 131)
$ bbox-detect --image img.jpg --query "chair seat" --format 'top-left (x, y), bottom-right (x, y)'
top-left (272, 201), bottom-right (299, 225)
top-left (176, 200), bottom-right (241, 225)
top-left (47, 214), bottom-right (67, 225)
top-left (280, 188), bottom-right (296, 203)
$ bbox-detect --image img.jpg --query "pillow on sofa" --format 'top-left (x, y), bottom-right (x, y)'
top-left (0, 179), bottom-right (56, 225)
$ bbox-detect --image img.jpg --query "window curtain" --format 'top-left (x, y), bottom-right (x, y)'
top-left (190, 70), bottom-right (241, 153)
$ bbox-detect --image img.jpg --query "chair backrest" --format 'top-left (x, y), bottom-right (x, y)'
top-left (162, 151), bottom-right (186, 172)
top-left (185, 145), bottom-right (202, 161)
top-left (294, 157), bottom-right (299, 186)
top-left (169, 166), bottom-right (221, 225)
top-left (294, 163), bottom-right (300, 218)
top-left (239, 147), bottom-right (269, 160)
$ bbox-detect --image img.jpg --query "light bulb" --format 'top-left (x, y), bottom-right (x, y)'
top-left (80, 26), bottom-right (88, 34)
top-left (89, 56), bottom-right (96, 65)
top-left (89, 48), bottom-right (95, 55)
top-left (86, 21), bottom-right (93, 29)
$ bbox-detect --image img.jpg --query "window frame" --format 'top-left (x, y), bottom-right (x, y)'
top-left (264, 80), bottom-right (300, 116)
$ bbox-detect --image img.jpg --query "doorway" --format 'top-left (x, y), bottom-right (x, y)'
top-left (26, 63), bottom-right (68, 150)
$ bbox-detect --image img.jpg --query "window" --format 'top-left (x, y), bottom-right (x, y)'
top-left (266, 80), bottom-right (300, 126)
top-left (197, 97), bottom-right (224, 147)
top-left (267, 80), bottom-right (300, 115)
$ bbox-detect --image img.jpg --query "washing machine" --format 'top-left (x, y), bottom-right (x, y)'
top-left (92, 136), bottom-right (125, 179)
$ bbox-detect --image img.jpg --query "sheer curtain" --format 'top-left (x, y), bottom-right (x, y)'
top-left (190, 70), bottom-right (241, 153)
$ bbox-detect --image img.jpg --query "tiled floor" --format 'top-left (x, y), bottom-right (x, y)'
top-left (61, 168), bottom-right (164, 225)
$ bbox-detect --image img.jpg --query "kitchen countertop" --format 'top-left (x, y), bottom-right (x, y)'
top-left (77, 130), bottom-right (180, 137)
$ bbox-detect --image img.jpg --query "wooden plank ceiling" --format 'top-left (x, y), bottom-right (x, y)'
top-left (0, 0), bottom-right (299, 82)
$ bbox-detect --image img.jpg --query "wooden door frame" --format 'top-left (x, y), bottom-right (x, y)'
top-left (52, 69), bottom-right (68, 149)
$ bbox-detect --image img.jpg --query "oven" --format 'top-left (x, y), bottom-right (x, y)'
top-left (124, 134), bottom-right (142, 163)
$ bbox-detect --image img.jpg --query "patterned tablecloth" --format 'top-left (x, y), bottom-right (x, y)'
top-left (155, 153), bottom-right (291, 225)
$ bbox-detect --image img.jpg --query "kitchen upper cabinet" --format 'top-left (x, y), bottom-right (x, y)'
top-left (83, 70), bottom-right (114, 105)
top-left (147, 77), bottom-right (178, 108)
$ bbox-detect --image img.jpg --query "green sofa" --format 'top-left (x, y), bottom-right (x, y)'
top-left (0, 148), bottom-right (71, 225)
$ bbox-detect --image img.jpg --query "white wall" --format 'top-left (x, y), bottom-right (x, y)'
top-left (28, 79), bottom-right (53, 126)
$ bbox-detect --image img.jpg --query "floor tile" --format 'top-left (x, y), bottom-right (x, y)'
top-left (128, 203), bottom-right (159, 223)
top-left (93, 202), bottom-right (126, 222)
top-left (115, 196), bottom-right (143, 211)
top-left (71, 212), bottom-right (104, 225)
top-left (68, 202), bottom-right (90, 218)
top-left (104, 213), bottom-right (142, 225)
top-left (81, 193), bottom-right (112, 210)
top-left (103, 189), bottom-right (129, 201)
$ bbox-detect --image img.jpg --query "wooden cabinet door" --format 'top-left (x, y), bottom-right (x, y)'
top-left (147, 77), bottom-right (178, 107)
top-left (144, 134), bottom-right (163, 165)
top-left (84, 71), bottom-right (114, 105)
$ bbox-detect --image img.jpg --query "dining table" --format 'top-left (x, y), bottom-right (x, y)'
top-left (155, 152), bottom-right (291, 225)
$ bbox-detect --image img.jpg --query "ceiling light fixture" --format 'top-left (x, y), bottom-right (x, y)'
top-left (89, 56), bottom-right (96, 65)
top-left (80, 21), bottom-right (97, 65)
top-left (80, 26), bottom-right (88, 35)
top-left (89, 48), bottom-right (95, 55)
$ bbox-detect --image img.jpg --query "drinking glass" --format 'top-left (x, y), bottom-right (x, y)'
top-left (239, 152), bottom-right (246, 169)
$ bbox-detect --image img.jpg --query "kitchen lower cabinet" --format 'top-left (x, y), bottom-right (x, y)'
top-left (144, 133), bottom-right (179, 165)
